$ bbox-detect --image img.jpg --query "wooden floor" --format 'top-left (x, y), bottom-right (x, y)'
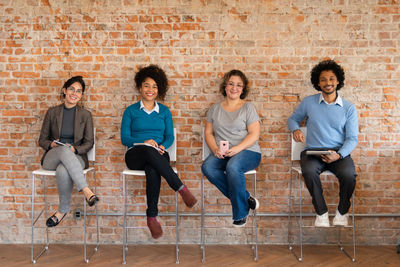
top-left (1, 244), bottom-right (399, 266)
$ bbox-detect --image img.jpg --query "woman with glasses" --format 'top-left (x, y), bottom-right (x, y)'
top-left (38, 76), bottom-right (99, 227)
top-left (121, 65), bottom-right (197, 239)
top-left (201, 70), bottom-right (261, 227)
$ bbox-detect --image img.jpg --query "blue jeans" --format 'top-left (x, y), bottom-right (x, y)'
top-left (201, 150), bottom-right (261, 221)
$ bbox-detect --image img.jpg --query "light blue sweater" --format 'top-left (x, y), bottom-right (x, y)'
top-left (121, 102), bottom-right (174, 149)
top-left (287, 93), bottom-right (358, 158)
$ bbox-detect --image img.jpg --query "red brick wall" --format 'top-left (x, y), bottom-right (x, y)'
top-left (0, 0), bottom-right (399, 244)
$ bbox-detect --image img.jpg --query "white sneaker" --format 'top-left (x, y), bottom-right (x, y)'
top-left (333, 209), bottom-right (349, 226)
top-left (314, 212), bottom-right (330, 227)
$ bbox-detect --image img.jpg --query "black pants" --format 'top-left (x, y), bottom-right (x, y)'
top-left (300, 150), bottom-right (357, 215)
top-left (125, 145), bottom-right (183, 217)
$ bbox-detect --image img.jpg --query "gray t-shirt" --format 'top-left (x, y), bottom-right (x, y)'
top-left (206, 102), bottom-right (261, 153)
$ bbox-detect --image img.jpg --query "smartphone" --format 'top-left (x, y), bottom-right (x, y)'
top-left (219, 141), bottom-right (229, 156)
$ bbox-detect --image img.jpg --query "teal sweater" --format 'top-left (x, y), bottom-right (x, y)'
top-left (121, 102), bottom-right (174, 149)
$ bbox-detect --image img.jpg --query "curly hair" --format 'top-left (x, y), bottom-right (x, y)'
top-left (310, 60), bottom-right (345, 91)
top-left (219, 69), bottom-right (249, 99)
top-left (134, 65), bottom-right (169, 100)
top-left (61, 76), bottom-right (85, 99)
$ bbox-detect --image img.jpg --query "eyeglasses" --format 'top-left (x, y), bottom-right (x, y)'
top-left (66, 87), bottom-right (83, 94)
top-left (227, 82), bottom-right (243, 89)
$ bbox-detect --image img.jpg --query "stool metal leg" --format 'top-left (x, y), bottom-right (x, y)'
top-left (288, 168), bottom-right (293, 251)
top-left (351, 195), bottom-right (356, 261)
top-left (83, 170), bottom-right (99, 263)
top-left (122, 173), bottom-right (127, 264)
top-left (175, 191), bottom-right (179, 264)
top-left (251, 172), bottom-right (258, 261)
top-left (31, 174), bottom-right (49, 264)
top-left (31, 173), bottom-right (36, 264)
top-left (83, 193), bottom-right (88, 263)
top-left (94, 169), bottom-right (100, 252)
top-left (200, 175), bottom-right (205, 263)
top-left (254, 172), bottom-right (258, 261)
top-left (298, 172), bottom-right (303, 262)
top-left (337, 194), bottom-right (356, 262)
top-left (288, 169), bottom-right (303, 262)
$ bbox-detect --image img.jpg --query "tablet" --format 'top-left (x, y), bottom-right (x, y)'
top-left (134, 143), bottom-right (164, 152)
top-left (53, 140), bottom-right (67, 146)
top-left (306, 150), bottom-right (333, 155)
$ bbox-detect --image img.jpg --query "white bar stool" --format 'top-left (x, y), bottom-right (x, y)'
top-left (288, 127), bottom-right (356, 262)
top-left (31, 140), bottom-right (98, 264)
top-left (200, 129), bottom-right (258, 262)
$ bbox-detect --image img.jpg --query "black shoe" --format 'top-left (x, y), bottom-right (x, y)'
top-left (248, 196), bottom-right (259, 210)
top-left (86, 194), bottom-right (99, 207)
top-left (233, 218), bottom-right (247, 228)
top-left (46, 212), bottom-right (66, 227)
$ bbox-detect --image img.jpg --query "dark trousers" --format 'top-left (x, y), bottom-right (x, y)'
top-left (125, 146), bottom-right (183, 217)
top-left (300, 150), bottom-right (357, 215)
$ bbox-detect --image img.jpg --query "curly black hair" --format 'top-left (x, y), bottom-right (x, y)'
top-left (134, 65), bottom-right (169, 100)
top-left (219, 69), bottom-right (249, 99)
top-left (310, 60), bottom-right (345, 91)
top-left (61, 76), bottom-right (85, 99)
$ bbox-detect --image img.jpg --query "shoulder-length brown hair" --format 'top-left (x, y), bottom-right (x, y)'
top-left (219, 69), bottom-right (249, 99)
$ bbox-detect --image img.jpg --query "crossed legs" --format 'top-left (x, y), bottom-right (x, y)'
top-left (43, 146), bottom-right (97, 226)
top-left (125, 145), bottom-right (197, 238)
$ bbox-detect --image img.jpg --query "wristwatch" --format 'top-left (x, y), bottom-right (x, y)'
top-left (338, 152), bottom-right (343, 159)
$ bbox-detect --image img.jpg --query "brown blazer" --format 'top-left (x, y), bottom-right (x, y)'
top-left (39, 104), bottom-right (94, 168)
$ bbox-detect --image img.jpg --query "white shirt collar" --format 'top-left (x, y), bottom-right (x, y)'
top-left (140, 100), bottom-right (159, 114)
top-left (319, 93), bottom-right (343, 107)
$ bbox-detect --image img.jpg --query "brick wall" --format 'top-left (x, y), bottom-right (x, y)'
top-left (0, 0), bottom-right (399, 245)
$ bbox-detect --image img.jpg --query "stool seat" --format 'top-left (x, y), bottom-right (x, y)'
top-left (122, 167), bottom-right (177, 176)
top-left (33, 167), bottom-right (95, 176)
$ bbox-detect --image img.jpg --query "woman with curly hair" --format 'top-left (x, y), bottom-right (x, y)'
top-left (121, 65), bottom-right (197, 239)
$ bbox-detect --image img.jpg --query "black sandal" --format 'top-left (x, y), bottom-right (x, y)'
top-left (46, 212), bottom-right (66, 227)
top-left (86, 194), bottom-right (99, 207)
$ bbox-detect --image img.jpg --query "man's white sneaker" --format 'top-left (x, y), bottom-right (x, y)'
top-left (314, 212), bottom-right (330, 227)
top-left (333, 209), bottom-right (349, 226)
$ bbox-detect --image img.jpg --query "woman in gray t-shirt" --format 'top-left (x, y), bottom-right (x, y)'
top-left (201, 70), bottom-right (261, 227)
